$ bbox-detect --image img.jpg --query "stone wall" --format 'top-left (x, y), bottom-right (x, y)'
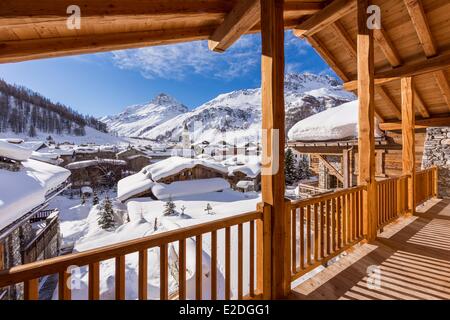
top-left (422, 127), bottom-right (450, 198)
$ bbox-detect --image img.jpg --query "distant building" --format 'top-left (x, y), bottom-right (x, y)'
top-left (116, 147), bottom-right (152, 173)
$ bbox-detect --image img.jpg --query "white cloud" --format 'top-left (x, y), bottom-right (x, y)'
top-left (111, 34), bottom-right (261, 81)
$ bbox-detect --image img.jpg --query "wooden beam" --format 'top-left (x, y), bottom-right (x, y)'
top-left (330, 21), bottom-right (356, 60)
top-left (208, 0), bottom-right (260, 52)
top-left (433, 70), bottom-right (450, 111)
top-left (357, 0), bottom-right (377, 241)
top-left (293, 0), bottom-right (357, 38)
top-left (379, 115), bottom-right (450, 131)
top-left (376, 86), bottom-right (402, 120)
top-left (342, 149), bottom-right (351, 188)
top-left (305, 35), bottom-right (350, 82)
top-left (373, 27), bottom-right (402, 67)
top-left (401, 77), bottom-right (415, 214)
top-left (343, 51), bottom-right (450, 90)
top-left (260, 0), bottom-right (288, 299)
top-left (414, 87), bottom-right (430, 118)
top-left (284, 1), bottom-right (324, 13)
top-left (317, 155), bottom-right (344, 183)
top-left (403, 0), bottom-right (437, 57)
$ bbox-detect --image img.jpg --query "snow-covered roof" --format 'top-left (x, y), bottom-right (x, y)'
top-left (151, 178), bottom-right (230, 200)
top-left (117, 170), bottom-right (154, 202)
top-left (30, 151), bottom-right (63, 165)
top-left (20, 141), bottom-right (47, 151)
top-left (142, 156), bottom-right (227, 182)
top-left (236, 180), bottom-right (254, 189)
top-left (81, 186), bottom-right (93, 194)
top-left (0, 158), bottom-right (71, 231)
top-left (222, 155), bottom-right (261, 178)
top-left (0, 139), bottom-right (33, 161)
top-left (65, 159), bottom-right (127, 170)
top-left (287, 100), bottom-right (383, 142)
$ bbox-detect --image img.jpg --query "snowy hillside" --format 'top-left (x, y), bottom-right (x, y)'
top-left (103, 73), bottom-right (355, 145)
top-left (100, 93), bottom-right (188, 137)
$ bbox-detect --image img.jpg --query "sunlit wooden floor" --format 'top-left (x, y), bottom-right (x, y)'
top-left (289, 198), bottom-right (450, 300)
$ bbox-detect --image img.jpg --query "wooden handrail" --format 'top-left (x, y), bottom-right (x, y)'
top-left (291, 185), bottom-right (366, 208)
top-left (0, 210), bottom-right (262, 290)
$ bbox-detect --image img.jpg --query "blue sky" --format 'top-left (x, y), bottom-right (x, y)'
top-left (0, 31), bottom-right (334, 117)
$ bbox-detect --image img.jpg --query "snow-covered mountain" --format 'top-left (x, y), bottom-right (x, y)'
top-left (103, 73), bottom-right (355, 145)
top-left (100, 93), bottom-right (188, 137)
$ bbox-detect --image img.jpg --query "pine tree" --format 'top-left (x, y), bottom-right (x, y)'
top-left (163, 196), bottom-right (176, 216)
top-left (285, 148), bottom-right (297, 185)
top-left (297, 155), bottom-right (311, 180)
top-left (98, 196), bottom-right (116, 230)
top-left (92, 191), bottom-right (99, 205)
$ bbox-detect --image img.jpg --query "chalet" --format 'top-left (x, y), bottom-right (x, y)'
top-left (117, 156), bottom-right (228, 201)
top-left (73, 145), bottom-right (118, 161)
top-left (65, 159), bottom-right (126, 190)
top-left (3, 0), bottom-right (450, 302)
top-left (0, 140), bottom-right (70, 300)
top-left (116, 147), bottom-right (152, 173)
top-left (223, 156), bottom-right (261, 191)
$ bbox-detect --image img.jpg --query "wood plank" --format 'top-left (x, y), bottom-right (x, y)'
top-left (115, 255), bottom-right (125, 300)
top-left (373, 27), bottom-right (402, 67)
top-left (58, 269), bottom-right (71, 300)
top-left (357, 0), bottom-right (377, 241)
top-left (317, 154), bottom-right (344, 182)
top-left (379, 115), bottom-right (450, 130)
top-left (138, 250), bottom-right (147, 300)
top-left (89, 262), bottom-right (100, 300)
top-left (330, 21), bottom-right (356, 60)
top-left (195, 235), bottom-right (202, 300)
top-left (293, 0), bottom-right (357, 38)
top-left (225, 226), bottom-right (231, 299)
top-left (24, 278), bottom-right (38, 300)
top-left (160, 244), bottom-right (168, 300)
top-left (260, 0), bottom-right (289, 299)
top-left (178, 239), bottom-right (186, 300)
top-left (300, 207), bottom-right (305, 269)
top-left (211, 230), bottom-right (217, 300)
top-left (208, 0), bottom-right (260, 52)
top-left (249, 220), bottom-right (255, 297)
top-left (401, 77), bottom-right (416, 214)
top-left (256, 202), bottom-right (272, 299)
top-left (403, 0), bottom-right (437, 57)
top-left (238, 223), bottom-right (243, 299)
top-left (433, 70), bottom-right (450, 111)
top-left (414, 88), bottom-right (430, 118)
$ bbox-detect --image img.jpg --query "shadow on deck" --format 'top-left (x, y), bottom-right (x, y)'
top-left (289, 198), bottom-right (450, 300)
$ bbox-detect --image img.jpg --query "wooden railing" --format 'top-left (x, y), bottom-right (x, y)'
top-left (23, 214), bottom-right (60, 264)
top-left (376, 175), bottom-right (409, 230)
top-left (415, 167), bottom-right (438, 206)
top-left (289, 186), bottom-right (365, 281)
top-left (0, 209), bottom-right (270, 300)
top-left (29, 209), bottom-right (58, 223)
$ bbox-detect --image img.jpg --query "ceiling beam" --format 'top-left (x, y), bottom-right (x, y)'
top-left (373, 27), bottom-right (402, 67)
top-left (379, 115), bottom-right (450, 131)
top-left (208, 0), bottom-right (260, 53)
top-left (376, 86), bottom-right (402, 120)
top-left (329, 21), bottom-right (356, 60)
top-left (434, 70), bottom-right (450, 111)
top-left (343, 51), bottom-right (450, 90)
top-left (293, 0), bottom-right (356, 39)
top-left (414, 88), bottom-right (430, 118)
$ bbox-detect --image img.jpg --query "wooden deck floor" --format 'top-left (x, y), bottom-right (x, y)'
top-left (289, 198), bottom-right (450, 300)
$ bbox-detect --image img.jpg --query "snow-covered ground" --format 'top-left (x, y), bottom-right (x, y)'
top-left (51, 188), bottom-right (260, 300)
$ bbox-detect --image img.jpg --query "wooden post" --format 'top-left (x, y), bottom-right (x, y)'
top-left (256, 202), bottom-right (272, 299)
top-left (357, 0), bottom-right (377, 241)
top-left (343, 149), bottom-right (350, 188)
top-left (260, 0), bottom-right (289, 299)
top-left (401, 77), bottom-right (415, 214)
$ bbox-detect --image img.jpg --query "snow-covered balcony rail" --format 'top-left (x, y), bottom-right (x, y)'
top-left (0, 208), bottom-right (271, 300)
top-left (289, 186), bottom-right (366, 282)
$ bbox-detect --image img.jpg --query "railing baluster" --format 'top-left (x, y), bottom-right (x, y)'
top-left (291, 207), bottom-right (297, 274)
top-left (58, 269), bottom-right (71, 300)
top-left (238, 223), bottom-right (243, 299)
top-left (24, 278), bottom-right (39, 300)
top-left (333, 197), bottom-right (338, 252)
top-left (196, 235), bottom-right (202, 300)
top-left (313, 203), bottom-right (319, 262)
top-left (179, 239), bottom-right (186, 300)
top-left (249, 221), bottom-right (255, 297)
top-left (138, 250), bottom-right (147, 300)
top-left (160, 244), bottom-right (168, 300)
top-left (115, 255), bottom-right (125, 300)
top-left (306, 205), bottom-right (312, 265)
top-left (225, 227), bottom-right (231, 300)
top-left (337, 196), bottom-right (342, 249)
top-left (299, 207), bottom-right (305, 270)
top-left (211, 231), bottom-right (217, 300)
top-left (343, 195), bottom-right (348, 245)
top-left (320, 202), bottom-right (325, 259)
top-left (89, 262), bottom-right (100, 300)
top-left (326, 199), bottom-right (331, 255)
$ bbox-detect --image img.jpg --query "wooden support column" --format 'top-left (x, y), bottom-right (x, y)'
top-left (343, 149), bottom-right (351, 188)
top-left (357, 0), bottom-right (377, 241)
top-left (260, 0), bottom-right (289, 299)
top-left (401, 77), bottom-right (416, 214)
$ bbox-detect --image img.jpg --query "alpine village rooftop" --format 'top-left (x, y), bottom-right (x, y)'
top-left (1, 0), bottom-right (450, 300)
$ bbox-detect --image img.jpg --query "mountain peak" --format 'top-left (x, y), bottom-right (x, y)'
top-left (150, 93), bottom-right (181, 106)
